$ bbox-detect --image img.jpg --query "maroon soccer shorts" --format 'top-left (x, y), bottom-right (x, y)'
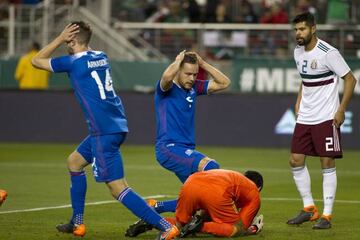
top-left (291, 120), bottom-right (342, 158)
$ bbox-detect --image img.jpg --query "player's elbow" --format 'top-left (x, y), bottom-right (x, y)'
top-left (31, 57), bottom-right (39, 68)
top-left (217, 77), bottom-right (231, 91)
top-left (223, 77), bottom-right (231, 89)
top-left (31, 56), bottom-right (46, 69)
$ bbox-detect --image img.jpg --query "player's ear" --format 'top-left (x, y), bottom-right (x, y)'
top-left (68, 39), bottom-right (76, 47)
top-left (311, 25), bottom-right (316, 35)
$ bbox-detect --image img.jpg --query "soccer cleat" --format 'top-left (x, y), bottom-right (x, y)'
top-left (147, 199), bottom-right (158, 208)
top-left (56, 222), bottom-right (74, 233)
top-left (313, 215), bottom-right (332, 229)
top-left (73, 224), bottom-right (86, 237)
top-left (286, 205), bottom-right (319, 225)
top-left (180, 214), bottom-right (204, 237)
top-left (156, 225), bottom-right (180, 240)
top-left (125, 219), bottom-right (153, 237)
top-left (0, 189), bottom-right (7, 206)
top-left (56, 222), bottom-right (86, 237)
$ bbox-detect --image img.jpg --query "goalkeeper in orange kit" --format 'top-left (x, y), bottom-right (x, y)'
top-left (126, 169), bottom-right (264, 238)
top-left (174, 169), bottom-right (264, 237)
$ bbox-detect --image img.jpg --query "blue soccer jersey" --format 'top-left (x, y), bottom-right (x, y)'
top-left (50, 51), bottom-right (128, 135)
top-left (155, 80), bottom-right (209, 147)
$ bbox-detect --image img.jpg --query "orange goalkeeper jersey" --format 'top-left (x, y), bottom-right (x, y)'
top-left (176, 169), bottom-right (260, 229)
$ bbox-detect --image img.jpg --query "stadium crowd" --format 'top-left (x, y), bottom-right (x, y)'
top-left (112, 0), bottom-right (357, 25)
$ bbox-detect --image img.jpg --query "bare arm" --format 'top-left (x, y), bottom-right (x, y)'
top-left (192, 53), bottom-right (230, 94)
top-left (160, 50), bottom-right (186, 91)
top-left (333, 71), bottom-right (357, 128)
top-left (201, 220), bottom-right (260, 237)
top-left (31, 23), bottom-right (79, 71)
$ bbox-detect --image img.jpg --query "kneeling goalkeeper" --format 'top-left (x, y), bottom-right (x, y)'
top-left (175, 169), bottom-right (264, 237)
top-left (127, 169), bottom-right (264, 238)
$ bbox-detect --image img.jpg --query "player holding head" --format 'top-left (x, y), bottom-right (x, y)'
top-left (32, 21), bottom-right (179, 240)
top-left (156, 50), bottom-right (231, 181)
top-left (154, 50), bottom-right (230, 207)
top-left (287, 12), bottom-right (357, 229)
top-left (125, 50), bottom-right (230, 237)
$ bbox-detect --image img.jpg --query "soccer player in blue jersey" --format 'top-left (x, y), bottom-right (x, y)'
top-left (31, 22), bottom-right (179, 240)
top-left (125, 51), bottom-right (231, 237)
top-left (155, 50), bottom-right (230, 184)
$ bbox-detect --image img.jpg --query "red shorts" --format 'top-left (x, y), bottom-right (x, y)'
top-left (291, 120), bottom-right (342, 158)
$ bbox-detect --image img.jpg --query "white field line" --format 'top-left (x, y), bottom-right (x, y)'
top-left (0, 194), bottom-right (173, 215)
top-left (1, 195), bottom-right (359, 215)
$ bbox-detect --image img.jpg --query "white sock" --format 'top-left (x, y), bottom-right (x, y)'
top-left (292, 165), bottom-right (314, 208)
top-left (322, 167), bottom-right (337, 216)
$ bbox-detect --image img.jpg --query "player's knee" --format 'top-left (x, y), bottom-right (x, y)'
top-left (67, 151), bottom-right (85, 171)
top-left (106, 178), bottom-right (128, 198)
top-left (289, 154), bottom-right (305, 167)
top-left (203, 159), bottom-right (220, 171)
top-left (320, 157), bottom-right (335, 169)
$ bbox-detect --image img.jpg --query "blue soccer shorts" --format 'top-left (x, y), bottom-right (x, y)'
top-left (77, 133), bottom-right (127, 183)
top-left (155, 143), bottom-right (207, 183)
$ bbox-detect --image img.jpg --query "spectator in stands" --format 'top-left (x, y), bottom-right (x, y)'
top-left (183, 0), bottom-right (201, 23)
top-left (0, 0), bottom-right (9, 21)
top-left (205, 0), bottom-right (232, 23)
top-left (15, 41), bottom-right (50, 90)
top-left (22, 0), bottom-right (41, 4)
top-left (214, 0), bottom-right (232, 23)
top-left (291, 0), bottom-right (318, 23)
top-left (260, 2), bottom-right (288, 23)
top-left (234, 0), bottom-right (258, 23)
top-left (160, 0), bottom-right (194, 58)
top-left (162, 0), bottom-right (187, 23)
top-left (204, 0), bottom-right (219, 23)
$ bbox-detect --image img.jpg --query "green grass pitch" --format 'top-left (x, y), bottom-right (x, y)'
top-left (0, 143), bottom-right (359, 239)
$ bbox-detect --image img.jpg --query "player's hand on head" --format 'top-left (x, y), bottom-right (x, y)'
top-left (333, 109), bottom-right (345, 128)
top-left (190, 52), bottom-right (205, 66)
top-left (59, 23), bottom-right (80, 43)
top-left (175, 50), bottom-right (186, 62)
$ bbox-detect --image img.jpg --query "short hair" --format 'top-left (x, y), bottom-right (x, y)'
top-left (31, 41), bottom-right (40, 51)
top-left (292, 12), bottom-right (316, 27)
top-left (244, 170), bottom-right (263, 191)
top-left (180, 53), bottom-right (198, 67)
top-left (71, 21), bottom-right (92, 46)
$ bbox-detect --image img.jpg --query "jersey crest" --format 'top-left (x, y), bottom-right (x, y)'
top-left (310, 59), bottom-right (317, 69)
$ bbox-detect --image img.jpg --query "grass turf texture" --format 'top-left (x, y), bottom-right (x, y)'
top-left (0, 143), bottom-right (359, 239)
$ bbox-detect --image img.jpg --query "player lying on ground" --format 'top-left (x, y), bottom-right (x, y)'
top-left (126, 169), bottom-right (264, 238)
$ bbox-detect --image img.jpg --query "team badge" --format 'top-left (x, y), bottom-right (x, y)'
top-left (310, 59), bottom-right (317, 69)
top-left (185, 149), bottom-right (193, 156)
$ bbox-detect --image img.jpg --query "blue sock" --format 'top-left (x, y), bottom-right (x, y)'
top-left (154, 199), bottom-right (177, 213)
top-left (70, 171), bottom-right (87, 225)
top-left (203, 160), bottom-right (220, 171)
top-left (118, 187), bottom-right (172, 231)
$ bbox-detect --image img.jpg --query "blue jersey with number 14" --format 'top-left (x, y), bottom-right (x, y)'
top-left (50, 51), bottom-right (128, 135)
